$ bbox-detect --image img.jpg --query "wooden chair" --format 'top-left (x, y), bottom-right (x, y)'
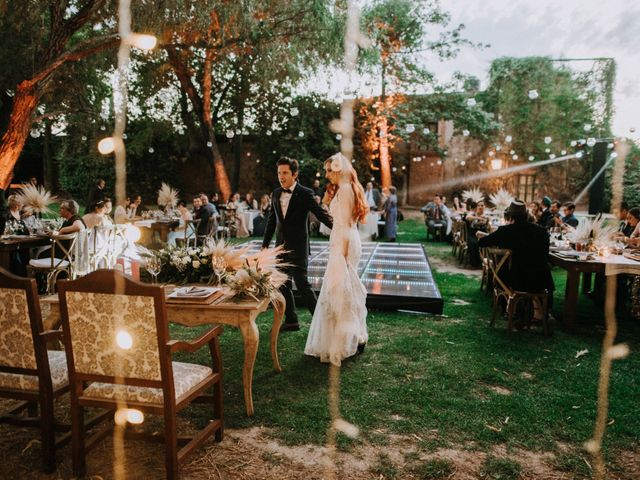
top-left (487, 248), bottom-right (551, 335)
top-left (0, 267), bottom-right (70, 473)
top-left (479, 247), bottom-right (492, 295)
top-left (451, 220), bottom-right (461, 257)
top-left (183, 219), bottom-right (201, 247)
top-left (27, 233), bottom-right (78, 294)
top-left (58, 269), bottom-right (224, 479)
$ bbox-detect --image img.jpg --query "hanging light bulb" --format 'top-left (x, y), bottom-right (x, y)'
top-left (298, 131), bottom-right (304, 138)
top-left (81, 135), bottom-right (87, 141)
top-left (479, 159), bottom-right (485, 165)
top-left (586, 137), bottom-right (596, 147)
top-left (290, 107), bottom-right (299, 116)
top-left (148, 147), bottom-right (154, 154)
top-left (423, 127), bottom-right (430, 135)
top-left (406, 124), bottom-right (415, 133)
top-left (436, 159), bottom-right (442, 165)
top-left (528, 155), bottom-right (535, 161)
top-left (570, 140), bottom-right (577, 147)
top-left (30, 128), bottom-right (41, 138)
top-left (544, 136), bottom-right (552, 144)
top-left (512, 154), bottom-right (518, 160)
top-left (575, 151), bottom-right (584, 158)
top-left (206, 141), bottom-right (213, 147)
top-left (505, 135), bottom-right (513, 143)
top-left (490, 158), bottom-right (503, 170)
top-left (549, 153), bottom-right (556, 159)
top-left (584, 124), bottom-right (592, 132)
top-left (336, 133), bottom-right (342, 140)
top-left (545, 148), bottom-right (551, 153)
top-left (561, 150), bottom-right (567, 155)
top-left (460, 160), bottom-right (466, 166)
top-left (528, 89), bottom-right (539, 100)
top-left (509, 150), bottom-right (515, 155)
top-left (126, 33), bottom-right (158, 51)
top-left (266, 130), bottom-right (272, 136)
top-left (462, 129), bottom-right (470, 137)
top-left (226, 130), bottom-right (235, 139)
top-left (610, 152), bottom-right (618, 159)
top-left (98, 137), bottom-right (116, 154)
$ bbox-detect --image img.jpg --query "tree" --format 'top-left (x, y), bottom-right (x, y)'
top-left (360, 0), bottom-right (479, 188)
top-left (157, 0), bottom-right (343, 200)
top-left (0, 0), bottom-right (119, 189)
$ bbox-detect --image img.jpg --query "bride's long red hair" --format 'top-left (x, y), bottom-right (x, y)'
top-left (325, 157), bottom-right (369, 224)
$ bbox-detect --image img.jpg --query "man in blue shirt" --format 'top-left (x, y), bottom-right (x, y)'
top-left (560, 202), bottom-right (579, 228)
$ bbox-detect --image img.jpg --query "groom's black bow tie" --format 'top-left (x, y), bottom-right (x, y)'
top-left (282, 188), bottom-right (293, 194)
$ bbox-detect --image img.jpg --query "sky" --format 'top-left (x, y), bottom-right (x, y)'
top-left (308, 0), bottom-right (639, 140)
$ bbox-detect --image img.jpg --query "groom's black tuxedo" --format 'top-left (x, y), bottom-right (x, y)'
top-left (262, 183), bottom-right (333, 325)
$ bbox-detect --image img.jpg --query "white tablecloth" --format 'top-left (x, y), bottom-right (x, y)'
top-left (240, 210), bottom-right (261, 235)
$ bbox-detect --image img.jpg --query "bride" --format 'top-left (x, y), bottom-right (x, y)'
top-left (304, 153), bottom-right (369, 366)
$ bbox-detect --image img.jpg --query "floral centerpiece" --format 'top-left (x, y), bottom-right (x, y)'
top-left (489, 188), bottom-right (514, 213)
top-left (15, 184), bottom-right (57, 216)
top-left (565, 215), bottom-right (618, 250)
top-left (157, 182), bottom-right (179, 213)
top-left (461, 187), bottom-right (484, 204)
top-left (140, 239), bottom-right (288, 300)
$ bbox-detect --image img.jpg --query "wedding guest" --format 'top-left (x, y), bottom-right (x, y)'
top-left (128, 195), bottom-right (142, 218)
top-left (364, 182), bottom-right (381, 210)
top-left (114, 197), bottom-right (130, 224)
top-left (421, 194), bottom-right (450, 240)
top-left (383, 186), bottom-right (398, 242)
top-left (82, 200), bottom-right (108, 229)
top-left (478, 200), bottom-right (554, 312)
top-left (167, 201), bottom-right (194, 246)
top-left (241, 192), bottom-right (258, 210)
top-left (102, 197), bottom-right (114, 224)
top-left (622, 207), bottom-right (640, 248)
top-left (537, 196), bottom-right (552, 228)
top-left (466, 200), bottom-right (489, 267)
top-left (544, 200), bottom-right (561, 229)
top-left (227, 193), bottom-right (242, 210)
top-left (4, 195), bottom-right (29, 235)
top-left (616, 202), bottom-right (633, 237)
top-left (559, 202), bottom-right (579, 228)
top-left (58, 200), bottom-right (86, 234)
top-left (0, 188), bottom-right (6, 234)
top-left (259, 194), bottom-right (271, 217)
top-left (312, 179), bottom-right (324, 198)
top-left (194, 194), bottom-right (218, 237)
top-left (452, 196), bottom-right (467, 215)
top-left (86, 178), bottom-right (106, 212)
top-left (528, 201), bottom-right (541, 223)
top-left (200, 193), bottom-right (220, 219)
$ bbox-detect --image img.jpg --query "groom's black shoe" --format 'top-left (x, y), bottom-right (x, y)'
top-left (280, 322), bottom-right (301, 332)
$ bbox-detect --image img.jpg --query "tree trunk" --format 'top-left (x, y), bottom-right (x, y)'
top-left (167, 47), bottom-right (232, 200)
top-left (379, 115), bottom-right (391, 189)
top-left (0, 81), bottom-right (40, 189)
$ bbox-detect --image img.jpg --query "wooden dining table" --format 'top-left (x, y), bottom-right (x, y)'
top-left (549, 250), bottom-right (640, 331)
top-left (40, 288), bottom-right (285, 417)
top-left (0, 235), bottom-right (52, 271)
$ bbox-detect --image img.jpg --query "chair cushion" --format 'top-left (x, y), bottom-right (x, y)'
top-left (29, 258), bottom-right (69, 269)
top-left (82, 361), bottom-right (213, 404)
top-left (0, 351), bottom-right (68, 392)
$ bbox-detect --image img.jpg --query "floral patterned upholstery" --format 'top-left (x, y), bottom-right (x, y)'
top-left (0, 351), bottom-right (68, 391)
top-left (82, 361), bottom-right (212, 404)
top-left (64, 291), bottom-right (162, 381)
top-left (0, 287), bottom-right (37, 370)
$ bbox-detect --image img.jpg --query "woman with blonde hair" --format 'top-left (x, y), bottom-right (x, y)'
top-left (305, 152), bottom-right (369, 366)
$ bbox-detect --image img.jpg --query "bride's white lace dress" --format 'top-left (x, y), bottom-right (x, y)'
top-left (304, 182), bottom-right (368, 366)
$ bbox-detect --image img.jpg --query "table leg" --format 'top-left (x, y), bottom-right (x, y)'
top-left (270, 292), bottom-right (285, 373)
top-left (563, 268), bottom-right (580, 332)
top-left (238, 320), bottom-right (259, 417)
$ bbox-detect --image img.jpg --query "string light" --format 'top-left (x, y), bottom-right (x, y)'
top-left (98, 137), bottom-right (116, 154)
top-left (125, 33), bottom-right (157, 51)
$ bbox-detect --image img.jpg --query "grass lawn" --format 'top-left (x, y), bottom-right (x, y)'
top-left (169, 219), bottom-right (640, 478)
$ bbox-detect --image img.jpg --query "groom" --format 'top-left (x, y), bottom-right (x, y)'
top-left (262, 157), bottom-right (333, 331)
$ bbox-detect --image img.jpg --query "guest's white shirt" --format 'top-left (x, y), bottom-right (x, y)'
top-left (365, 189), bottom-right (375, 208)
top-left (280, 182), bottom-right (297, 217)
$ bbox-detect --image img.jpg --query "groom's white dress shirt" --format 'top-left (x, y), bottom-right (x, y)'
top-left (280, 182), bottom-right (297, 218)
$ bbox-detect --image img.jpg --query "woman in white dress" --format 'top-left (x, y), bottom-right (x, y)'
top-left (305, 153), bottom-right (369, 366)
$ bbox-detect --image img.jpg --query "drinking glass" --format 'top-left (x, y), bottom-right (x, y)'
top-left (144, 255), bottom-right (162, 284)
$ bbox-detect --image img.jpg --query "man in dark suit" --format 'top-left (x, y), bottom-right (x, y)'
top-left (263, 157), bottom-right (333, 331)
top-left (365, 182), bottom-right (381, 210)
top-left (86, 178), bottom-right (106, 212)
top-left (478, 200), bottom-right (554, 295)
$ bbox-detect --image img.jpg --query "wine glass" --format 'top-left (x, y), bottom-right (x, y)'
top-left (144, 255), bottom-right (162, 284)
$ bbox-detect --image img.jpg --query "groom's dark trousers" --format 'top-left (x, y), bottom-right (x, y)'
top-left (262, 183), bottom-right (333, 325)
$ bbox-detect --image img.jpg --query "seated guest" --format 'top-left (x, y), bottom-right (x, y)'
top-left (421, 194), bottom-right (450, 240)
top-left (616, 202), bottom-right (633, 237)
top-left (466, 200), bottom-right (489, 267)
top-left (259, 194), bottom-right (271, 217)
top-left (113, 197), bottom-right (130, 224)
top-left (622, 207), bottom-right (640, 248)
top-left (478, 200), bottom-right (554, 299)
top-left (128, 195), bottom-right (142, 218)
top-left (102, 197), bottom-right (114, 225)
top-left (537, 196), bottom-right (552, 228)
top-left (194, 195), bottom-right (217, 237)
top-left (4, 195), bottom-right (29, 235)
top-left (543, 200), bottom-right (561, 229)
top-left (82, 200), bottom-right (108, 229)
top-left (558, 202), bottom-right (579, 228)
top-left (200, 193), bottom-right (220, 219)
top-left (58, 200), bottom-right (86, 234)
top-left (452, 196), bottom-right (467, 215)
top-left (227, 193), bottom-right (242, 210)
top-left (167, 201), bottom-right (194, 246)
top-left (528, 201), bottom-right (541, 223)
top-left (241, 192), bottom-right (258, 210)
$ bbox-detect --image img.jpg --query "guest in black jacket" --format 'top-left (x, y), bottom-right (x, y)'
top-left (478, 200), bottom-right (554, 295)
